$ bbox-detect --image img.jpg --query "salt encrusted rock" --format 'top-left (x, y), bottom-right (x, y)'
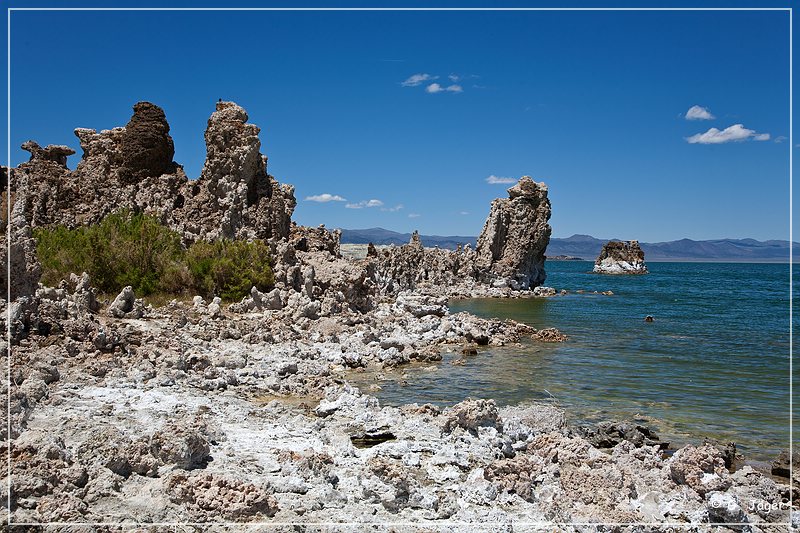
top-left (475, 176), bottom-right (552, 289)
top-left (532, 286), bottom-right (556, 297)
top-left (500, 403), bottom-right (567, 437)
top-left (483, 454), bottom-right (546, 502)
top-left (441, 398), bottom-right (502, 435)
top-left (593, 240), bottom-right (648, 274)
top-left (531, 327), bottom-right (568, 342)
top-left (75, 427), bottom-right (159, 478)
top-left (149, 422), bottom-right (211, 470)
top-left (375, 232), bottom-right (481, 295)
top-left (106, 286), bottom-right (144, 319)
top-left (669, 443), bottom-right (732, 496)
top-left (395, 292), bottom-right (447, 318)
top-left (166, 472), bottom-right (278, 520)
top-left (707, 491), bottom-right (748, 527)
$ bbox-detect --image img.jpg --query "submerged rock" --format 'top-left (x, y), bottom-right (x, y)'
top-left (593, 240), bottom-right (648, 274)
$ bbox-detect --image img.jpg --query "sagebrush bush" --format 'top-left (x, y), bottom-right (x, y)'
top-left (186, 239), bottom-right (275, 301)
top-left (34, 210), bottom-right (274, 301)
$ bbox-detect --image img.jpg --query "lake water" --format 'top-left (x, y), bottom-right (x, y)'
top-left (352, 261), bottom-right (795, 461)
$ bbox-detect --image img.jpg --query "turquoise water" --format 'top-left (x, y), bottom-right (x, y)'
top-left (355, 262), bottom-right (796, 461)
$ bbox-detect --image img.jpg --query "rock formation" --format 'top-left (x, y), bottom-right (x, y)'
top-left (2, 171), bottom-right (42, 301)
top-left (593, 240), bottom-right (648, 274)
top-left (475, 176), bottom-right (552, 289)
top-left (4, 102), bottom-right (793, 528)
top-left (374, 178), bottom-right (552, 295)
top-left (12, 100), bottom-right (296, 242)
top-left (176, 101), bottom-right (296, 241)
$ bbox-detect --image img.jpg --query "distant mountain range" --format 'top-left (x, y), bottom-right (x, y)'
top-left (338, 228), bottom-right (798, 262)
top-left (339, 228), bottom-right (477, 251)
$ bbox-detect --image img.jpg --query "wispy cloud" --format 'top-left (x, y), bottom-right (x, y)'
top-left (685, 105), bottom-right (715, 120)
top-left (774, 135), bottom-right (787, 143)
top-left (686, 124), bottom-right (770, 144)
top-left (408, 213), bottom-right (421, 218)
top-left (345, 199), bottom-right (384, 209)
top-left (402, 73), bottom-right (467, 93)
top-left (459, 211), bottom-right (470, 215)
top-left (305, 193), bottom-right (347, 203)
top-left (402, 73), bottom-right (436, 87)
top-left (381, 204), bottom-right (404, 212)
top-left (486, 175), bottom-right (516, 184)
top-left (426, 83), bottom-right (462, 93)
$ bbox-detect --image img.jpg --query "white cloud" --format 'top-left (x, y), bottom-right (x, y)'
top-left (685, 105), bottom-right (715, 120)
top-left (459, 211), bottom-right (470, 215)
top-left (686, 124), bottom-right (770, 144)
top-left (305, 193), bottom-right (347, 203)
top-left (425, 83), bottom-right (462, 94)
top-left (486, 175), bottom-right (516, 184)
top-left (774, 136), bottom-right (787, 143)
top-left (381, 204), bottom-right (404, 212)
top-left (345, 199), bottom-right (384, 209)
top-left (408, 213), bottom-right (421, 218)
top-left (402, 73), bottom-right (436, 87)
top-left (448, 74), bottom-right (460, 82)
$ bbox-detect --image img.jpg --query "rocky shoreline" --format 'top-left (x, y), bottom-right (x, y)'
top-left (2, 101), bottom-right (796, 529)
top-left (5, 282), bottom-right (796, 528)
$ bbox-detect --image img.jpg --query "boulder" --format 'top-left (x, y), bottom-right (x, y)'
top-left (579, 420), bottom-right (663, 449)
top-left (107, 286), bottom-right (144, 319)
top-left (771, 449), bottom-right (798, 479)
top-left (441, 398), bottom-right (502, 435)
top-left (669, 444), bottom-right (731, 495)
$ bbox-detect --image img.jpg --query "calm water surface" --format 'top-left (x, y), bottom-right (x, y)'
top-left (351, 262), bottom-right (795, 461)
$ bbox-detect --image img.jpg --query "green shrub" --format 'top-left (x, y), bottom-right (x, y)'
top-left (186, 239), bottom-right (274, 301)
top-left (34, 210), bottom-right (274, 301)
top-left (35, 210), bottom-right (184, 296)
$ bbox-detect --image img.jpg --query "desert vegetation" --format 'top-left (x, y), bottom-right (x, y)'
top-left (34, 210), bottom-right (274, 300)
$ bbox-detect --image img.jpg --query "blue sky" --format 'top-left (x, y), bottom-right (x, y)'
top-left (3, 3), bottom-right (795, 242)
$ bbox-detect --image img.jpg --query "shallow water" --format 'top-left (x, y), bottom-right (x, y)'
top-left (351, 261), bottom-right (796, 461)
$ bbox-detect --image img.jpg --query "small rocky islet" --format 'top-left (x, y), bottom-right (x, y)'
top-left (593, 240), bottom-right (649, 275)
top-left (1, 101), bottom-right (795, 528)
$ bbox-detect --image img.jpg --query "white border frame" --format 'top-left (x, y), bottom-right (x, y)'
top-left (5, 4), bottom-right (794, 529)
